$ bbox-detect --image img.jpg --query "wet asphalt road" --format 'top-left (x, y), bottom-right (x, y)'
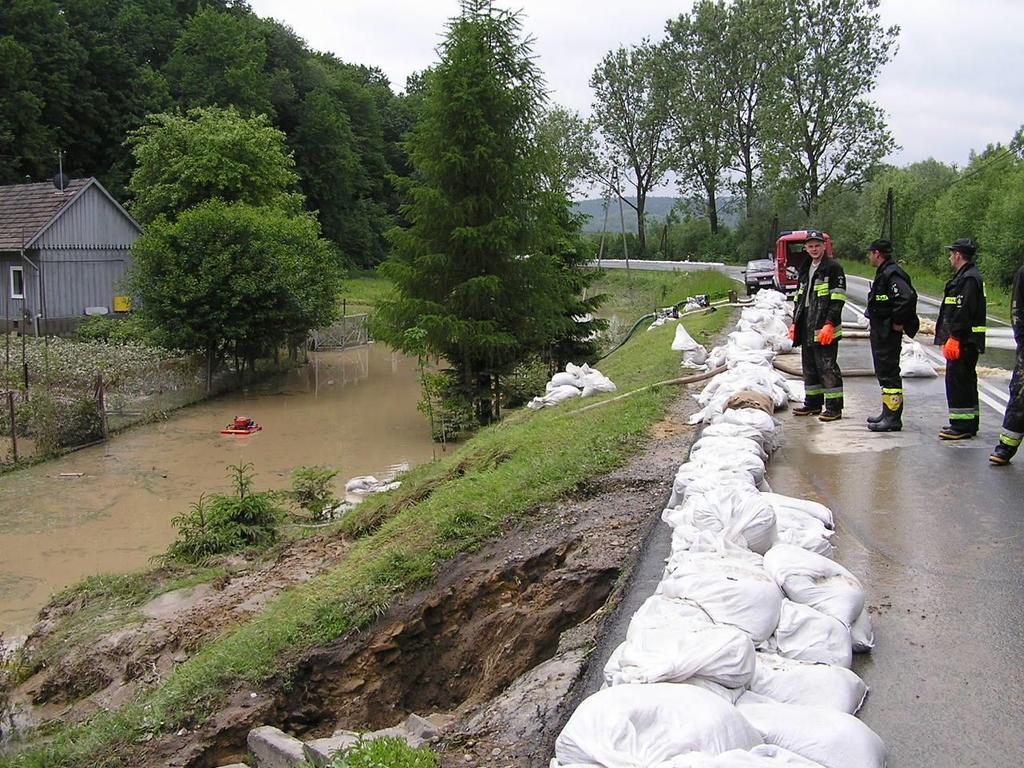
top-left (589, 263), bottom-right (1024, 766)
top-left (772, 332), bottom-right (1024, 767)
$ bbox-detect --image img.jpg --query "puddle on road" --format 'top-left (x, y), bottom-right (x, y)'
top-left (0, 344), bottom-right (437, 636)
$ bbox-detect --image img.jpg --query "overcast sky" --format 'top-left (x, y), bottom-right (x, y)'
top-left (246, 0), bottom-right (1023, 171)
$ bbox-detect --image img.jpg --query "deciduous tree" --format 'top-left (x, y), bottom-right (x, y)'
top-left (661, 2), bottom-right (735, 235)
top-left (590, 42), bottom-right (672, 255)
top-left (767, 0), bottom-right (899, 215)
top-left (127, 107), bottom-right (302, 225)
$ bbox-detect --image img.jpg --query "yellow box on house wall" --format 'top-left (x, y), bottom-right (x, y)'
top-left (113, 295), bottom-right (132, 312)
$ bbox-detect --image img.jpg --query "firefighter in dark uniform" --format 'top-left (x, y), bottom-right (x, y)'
top-left (990, 261), bottom-right (1024, 464)
top-left (935, 238), bottom-right (987, 440)
top-left (790, 230), bottom-right (847, 421)
top-left (865, 239), bottom-right (919, 432)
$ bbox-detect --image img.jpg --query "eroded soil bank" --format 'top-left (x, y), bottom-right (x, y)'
top-left (3, 395), bottom-right (700, 768)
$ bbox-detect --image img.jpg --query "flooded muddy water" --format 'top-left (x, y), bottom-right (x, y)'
top-left (0, 344), bottom-right (437, 636)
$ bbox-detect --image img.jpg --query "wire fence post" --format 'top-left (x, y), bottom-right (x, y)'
top-left (95, 375), bottom-right (109, 441)
top-left (7, 391), bottom-right (17, 462)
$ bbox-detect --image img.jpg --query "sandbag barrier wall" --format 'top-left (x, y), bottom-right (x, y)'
top-left (551, 289), bottom-right (886, 768)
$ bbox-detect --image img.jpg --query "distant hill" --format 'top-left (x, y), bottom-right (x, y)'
top-left (573, 196), bottom-right (740, 233)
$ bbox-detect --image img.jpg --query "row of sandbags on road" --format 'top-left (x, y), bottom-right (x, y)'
top-left (551, 290), bottom-right (885, 768)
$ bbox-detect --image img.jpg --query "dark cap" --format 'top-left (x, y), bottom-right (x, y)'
top-left (804, 229), bottom-right (825, 243)
top-left (868, 239), bottom-right (893, 255)
top-left (947, 238), bottom-right (977, 258)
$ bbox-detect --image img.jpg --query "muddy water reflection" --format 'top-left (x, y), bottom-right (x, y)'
top-left (0, 344), bottom-right (436, 635)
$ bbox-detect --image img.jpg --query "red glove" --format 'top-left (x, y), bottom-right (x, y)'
top-left (788, 324), bottom-right (796, 342)
top-left (943, 337), bottom-right (961, 361)
top-left (817, 322), bottom-right (835, 346)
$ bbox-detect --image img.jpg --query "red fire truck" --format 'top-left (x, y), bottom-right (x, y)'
top-left (773, 229), bottom-right (834, 293)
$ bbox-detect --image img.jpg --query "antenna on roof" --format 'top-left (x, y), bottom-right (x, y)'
top-left (52, 149), bottom-right (68, 191)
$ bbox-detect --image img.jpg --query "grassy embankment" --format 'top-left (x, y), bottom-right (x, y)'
top-left (0, 269), bottom-right (735, 768)
top-left (842, 259), bottom-right (1012, 323)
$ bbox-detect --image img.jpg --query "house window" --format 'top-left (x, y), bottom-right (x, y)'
top-left (10, 266), bottom-right (24, 300)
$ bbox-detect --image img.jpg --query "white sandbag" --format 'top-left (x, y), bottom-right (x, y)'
top-left (736, 693), bottom-right (887, 768)
top-left (663, 745), bottom-right (828, 767)
top-left (773, 600), bottom-right (853, 668)
top-left (626, 593), bottom-right (714, 639)
top-left (751, 652), bottom-right (867, 714)
top-left (729, 330), bottom-right (770, 351)
top-left (550, 371), bottom-right (581, 388)
top-left (660, 549), bottom-right (783, 643)
top-left (777, 527), bottom-right (834, 557)
top-left (684, 346), bottom-right (709, 368)
top-left (850, 607), bottom-right (875, 652)
top-left (669, 487), bottom-right (777, 555)
top-left (604, 617), bottom-right (756, 688)
top-left (764, 545), bottom-right (865, 627)
top-left (554, 684), bottom-right (762, 768)
top-left (712, 408), bottom-right (780, 451)
top-left (781, 378), bottom-right (804, 402)
top-left (685, 451), bottom-right (768, 487)
top-left (673, 323), bottom-right (702, 351)
top-left (579, 369), bottom-right (617, 395)
top-left (701, 422), bottom-right (768, 450)
top-left (691, 434), bottom-right (768, 462)
top-left (900, 339), bottom-right (938, 378)
top-left (345, 475), bottom-right (379, 492)
top-left (760, 493), bottom-right (834, 529)
top-left (667, 467), bottom-right (761, 509)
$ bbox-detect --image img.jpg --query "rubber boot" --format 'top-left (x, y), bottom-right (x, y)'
top-left (989, 443), bottom-right (1016, 465)
top-left (869, 392), bottom-right (903, 432)
top-left (869, 404), bottom-right (902, 432)
top-left (866, 405), bottom-right (885, 425)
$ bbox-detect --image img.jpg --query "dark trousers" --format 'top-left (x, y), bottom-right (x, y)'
top-left (870, 324), bottom-right (903, 411)
top-left (801, 341), bottom-right (843, 412)
top-left (945, 344), bottom-right (980, 433)
top-left (1000, 347), bottom-right (1024, 447)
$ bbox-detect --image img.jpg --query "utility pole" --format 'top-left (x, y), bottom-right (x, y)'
top-left (612, 167), bottom-right (630, 277)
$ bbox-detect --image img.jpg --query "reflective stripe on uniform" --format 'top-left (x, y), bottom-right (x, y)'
top-left (882, 387), bottom-right (903, 395)
top-left (943, 296), bottom-right (958, 304)
top-left (805, 386), bottom-right (824, 396)
top-left (824, 388), bottom-right (843, 400)
top-left (949, 407), bottom-right (980, 420)
top-left (874, 294), bottom-right (890, 301)
top-left (1000, 432), bottom-right (1023, 447)
top-left (972, 326), bottom-right (987, 333)
top-left (830, 291), bottom-right (847, 301)
top-left (815, 284), bottom-right (829, 295)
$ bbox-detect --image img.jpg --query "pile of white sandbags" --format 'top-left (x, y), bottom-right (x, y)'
top-left (674, 323), bottom-right (709, 368)
top-left (552, 289), bottom-right (885, 768)
top-left (527, 363), bottom-right (617, 410)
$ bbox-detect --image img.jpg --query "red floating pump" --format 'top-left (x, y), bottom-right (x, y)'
top-left (233, 416), bottom-right (251, 429)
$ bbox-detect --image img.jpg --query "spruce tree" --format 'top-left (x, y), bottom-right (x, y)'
top-left (378, 0), bottom-right (575, 424)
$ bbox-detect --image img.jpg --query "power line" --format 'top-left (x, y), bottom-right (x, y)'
top-left (947, 145), bottom-right (1021, 188)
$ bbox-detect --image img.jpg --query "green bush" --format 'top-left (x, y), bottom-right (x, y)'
top-left (323, 736), bottom-right (438, 768)
top-left (288, 465), bottom-right (340, 519)
top-left (164, 463), bottom-right (283, 564)
top-left (501, 356), bottom-right (552, 409)
top-left (74, 314), bottom-right (153, 345)
top-left (417, 371), bottom-right (476, 443)
top-left (15, 390), bottom-right (104, 454)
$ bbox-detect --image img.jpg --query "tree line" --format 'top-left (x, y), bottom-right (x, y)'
top-left (1, 0), bottom-right (417, 268)
top-left (573, 0), bottom-right (1022, 287)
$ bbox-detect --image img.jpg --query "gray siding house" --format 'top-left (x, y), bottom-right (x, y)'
top-left (0, 178), bottom-right (141, 335)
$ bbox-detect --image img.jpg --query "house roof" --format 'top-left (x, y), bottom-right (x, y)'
top-left (0, 178), bottom-right (92, 251)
